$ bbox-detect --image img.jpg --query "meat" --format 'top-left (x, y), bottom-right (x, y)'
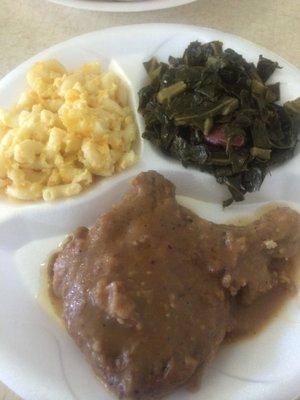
top-left (50, 171), bottom-right (300, 399)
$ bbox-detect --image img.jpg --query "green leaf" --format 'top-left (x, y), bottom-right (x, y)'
top-left (284, 97), bottom-right (300, 121)
top-left (143, 58), bottom-right (169, 82)
top-left (265, 82), bottom-right (280, 103)
top-left (257, 55), bottom-right (280, 82)
top-left (251, 119), bottom-right (271, 148)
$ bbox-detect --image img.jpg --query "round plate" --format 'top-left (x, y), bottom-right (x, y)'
top-left (47, 0), bottom-right (197, 13)
top-left (0, 24), bottom-right (300, 400)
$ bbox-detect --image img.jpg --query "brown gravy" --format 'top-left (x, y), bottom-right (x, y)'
top-left (226, 280), bottom-right (296, 342)
top-left (44, 218), bottom-right (300, 345)
top-left (42, 172), bottom-right (300, 399)
top-left (44, 247), bottom-right (299, 396)
top-left (224, 206), bottom-right (300, 342)
top-left (45, 247), bottom-right (299, 343)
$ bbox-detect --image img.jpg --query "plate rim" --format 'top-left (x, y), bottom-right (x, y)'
top-left (47, 0), bottom-right (197, 13)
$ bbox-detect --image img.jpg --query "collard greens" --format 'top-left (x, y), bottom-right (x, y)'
top-left (138, 41), bottom-right (300, 206)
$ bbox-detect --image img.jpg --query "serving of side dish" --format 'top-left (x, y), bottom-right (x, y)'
top-left (47, 0), bottom-right (197, 13)
top-left (0, 24), bottom-right (300, 400)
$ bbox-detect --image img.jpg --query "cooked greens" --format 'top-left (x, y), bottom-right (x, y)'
top-left (138, 41), bottom-right (300, 205)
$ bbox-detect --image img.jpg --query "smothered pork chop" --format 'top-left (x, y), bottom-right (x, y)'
top-left (50, 171), bottom-right (300, 399)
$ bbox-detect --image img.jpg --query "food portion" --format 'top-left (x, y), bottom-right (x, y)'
top-left (0, 60), bottom-right (137, 201)
top-left (49, 171), bottom-right (300, 399)
top-left (139, 41), bottom-right (300, 206)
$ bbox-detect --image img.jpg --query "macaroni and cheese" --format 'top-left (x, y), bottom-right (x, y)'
top-left (0, 60), bottom-right (138, 201)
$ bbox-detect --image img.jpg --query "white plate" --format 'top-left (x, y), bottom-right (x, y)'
top-left (47, 0), bottom-right (197, 13)
top-left (0, 24), bottom-right (300, 400)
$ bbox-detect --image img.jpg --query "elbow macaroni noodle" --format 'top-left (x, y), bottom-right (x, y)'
top-left (0, 60), bottom-right (138, 201)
